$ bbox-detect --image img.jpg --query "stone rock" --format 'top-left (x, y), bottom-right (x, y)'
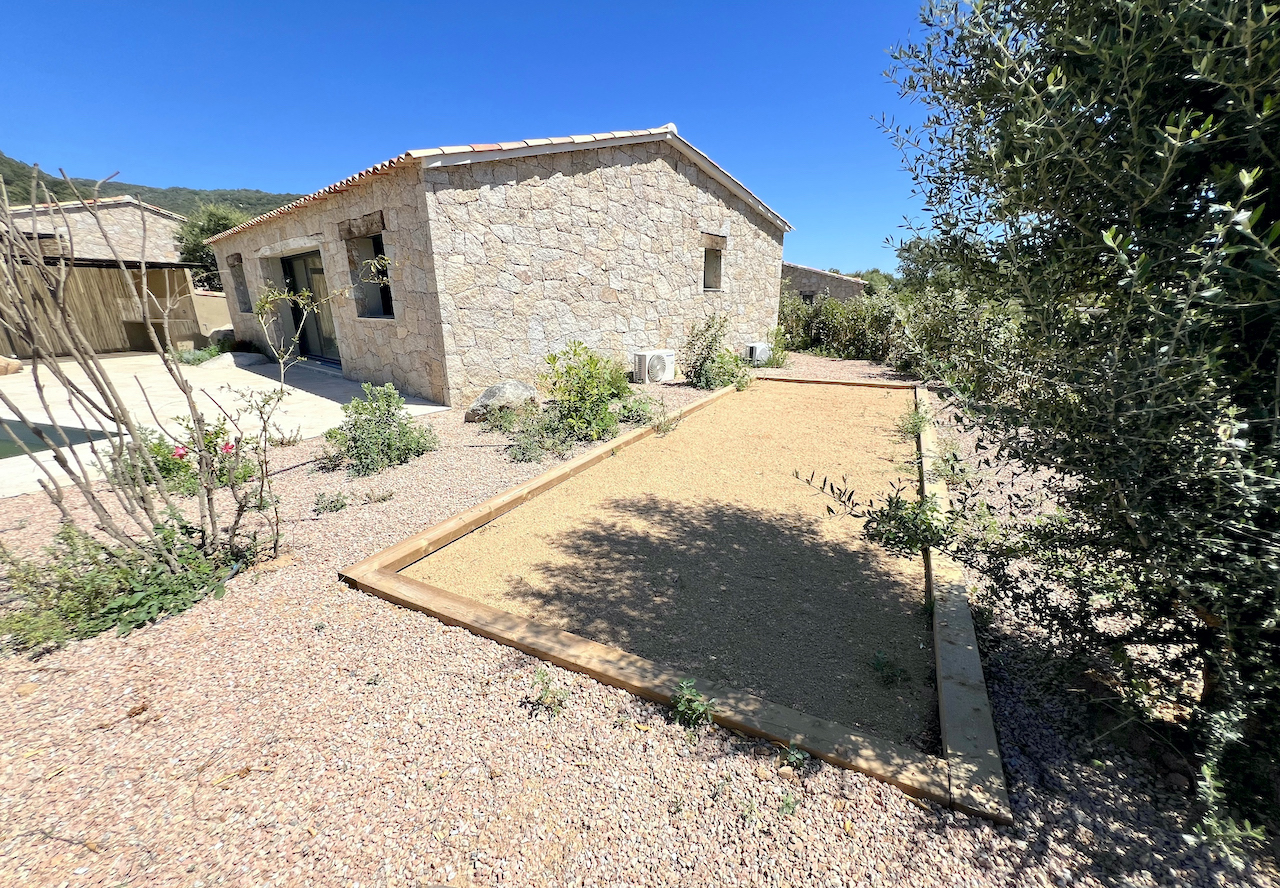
top-left (0, 356), bottom-right (22, 376)
top-left (16, 682), bottom-right (38, 697)
top-left (1164, 772), bottom-right (1191, 792)
top-left (203, 351), bottom-right (271, 370)
top-left (464, 380), bottom-right (537, 422)
top-left (208, 326), bottom-right (236, 345)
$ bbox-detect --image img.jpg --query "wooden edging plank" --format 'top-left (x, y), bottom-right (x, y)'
top-left (915, 385), bottom-right (1014, 825)
top-left (338, 374), bottom-right (1011, 824)
top-left (350, 567), bottom-right (951, 806)
top-left (754, 373), bottom-right (918, 390)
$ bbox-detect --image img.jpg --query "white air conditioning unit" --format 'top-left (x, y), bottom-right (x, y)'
top-left (633, 349), bottom-right (676, 383)
top-left (746, 342), bottom-right (772, 367)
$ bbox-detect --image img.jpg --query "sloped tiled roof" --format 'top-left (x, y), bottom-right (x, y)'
top-left (9, 194), bottom-right (187, 222)
top-left (206, 124), bottom-right (789, 244)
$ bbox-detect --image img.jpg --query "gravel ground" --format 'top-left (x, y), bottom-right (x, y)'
top-left (0, 356), bottom-right (1273, 888)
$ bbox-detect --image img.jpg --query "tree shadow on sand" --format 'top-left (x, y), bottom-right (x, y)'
top-left (507, 494), bottom-right (936, 750)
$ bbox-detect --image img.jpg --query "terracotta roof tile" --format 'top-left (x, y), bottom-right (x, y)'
top-left (206, 123), bottom-right (790, 244)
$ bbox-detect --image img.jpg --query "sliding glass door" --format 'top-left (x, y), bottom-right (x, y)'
top-left (281, 252), bottom-right (340, 363)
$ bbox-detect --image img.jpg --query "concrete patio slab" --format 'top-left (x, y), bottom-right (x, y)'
top-left (0, 352), bottom-right (445, 498)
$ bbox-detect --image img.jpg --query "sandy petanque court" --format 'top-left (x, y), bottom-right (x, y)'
top-left (402, 380), bottom-right (934, 747)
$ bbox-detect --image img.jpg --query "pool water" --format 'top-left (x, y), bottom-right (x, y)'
top-left (0, 419), bottom-right (115, 460)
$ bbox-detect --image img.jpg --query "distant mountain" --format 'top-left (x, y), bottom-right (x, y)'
top-left (0, 151), bottom-right (301, 218)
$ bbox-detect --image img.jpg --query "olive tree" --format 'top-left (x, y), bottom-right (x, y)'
top-left (887, 0), bottom-right (1278, 828)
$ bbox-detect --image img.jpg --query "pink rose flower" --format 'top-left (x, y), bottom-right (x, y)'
top-left (220, 442), bottom-right (235, 454)
top-left (172, 445), bottom-right (189, 459)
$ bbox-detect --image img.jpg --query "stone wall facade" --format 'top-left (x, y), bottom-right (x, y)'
top-left (12, 197), bottom-right (184, 263)
top-left (211, 139), bottom-right (784, 406)
top-left (781, 262), bottom-right (865, 302)
top-left (210, 162), bottom-right (450, 404)
top-left (425, 140), bottom-right (783, 403)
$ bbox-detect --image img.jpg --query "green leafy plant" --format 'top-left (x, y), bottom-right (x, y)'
top-left (894, 405), bottom-right (931, 442)
top-left (174, 338), bottom-right (233, 366)
top-left (651, 398), bottom-right (679, 436)
top-left (313, 491), bottom-right (348, 514)
top-left (681, 315), bottom-right (749, 390)
top-left (778, 794), bottom-right (798, 816)
top-left (321, 383), bottom-right (438, 476)
top-left (888, 0), bottom-right (1280, 831)
top-left (614, 394), bottom-right (654, 425)
top-left (783, 744), bottom-right (811, 769)
top-left (0, 524), bottom-right (232, 650)
top-left (540, 341), bottom-right (626, 442)
top-left (530, 666), bottom-right (571, 716)
top-left (870, 650), bottom-right (909, 686)
top-left (670, 678), bottom-right (715, 729)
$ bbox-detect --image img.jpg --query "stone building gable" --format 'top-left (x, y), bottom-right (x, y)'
top-left (421, 140), bottom-right (783, 402)
top-left (210, 161), bottom-right (450, 403)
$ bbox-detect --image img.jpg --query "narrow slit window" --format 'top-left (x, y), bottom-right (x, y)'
top-left (703, 248), bottom-right (722, 291)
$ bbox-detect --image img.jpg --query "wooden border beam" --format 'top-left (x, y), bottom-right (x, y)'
top-left (339, 376), bottom-right (1012, 824)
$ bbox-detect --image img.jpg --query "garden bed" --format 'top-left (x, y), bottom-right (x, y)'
top-left (399, 380), bottom-right (934, 748)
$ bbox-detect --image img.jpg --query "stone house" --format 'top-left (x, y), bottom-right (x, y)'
top-left (3, 196), bottom-right (230, 358)
top-left (781, 262), bottom-right (866, 304)
top-left (206, 124), bottom-right (790, 406)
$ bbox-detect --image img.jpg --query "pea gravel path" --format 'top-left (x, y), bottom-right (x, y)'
top-left (0, 357), bottom-right (1272, 888)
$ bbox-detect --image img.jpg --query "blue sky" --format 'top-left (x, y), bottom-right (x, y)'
top-left (2, 1), bottom-right (927, 273)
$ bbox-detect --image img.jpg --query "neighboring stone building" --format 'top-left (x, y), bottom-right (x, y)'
top-left (781, 262), bottom-right (866, 304)
top-left (3, 196), bottom-right (230, 358)
top-left (206, 124), bottom-right (790, 406)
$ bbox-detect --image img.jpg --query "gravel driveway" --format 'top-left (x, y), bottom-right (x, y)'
top-left (0, 356), bottom-right (1272, 887)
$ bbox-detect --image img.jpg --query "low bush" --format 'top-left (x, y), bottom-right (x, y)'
top-left (313, 491), bottom-right (348, 514)
top-left (614, 394), bottom-right (654, 425)
top-left (321, 383), bottom-right (438, 476)
top-left (681, 315), bottom-right (750, 390)
top-left (670, 678), bottom-right (716, 729)
top-left (0, 525), bottom-right (232, 651)
top-left (541, 341), bottom-right (627, 442)
top-left (110, 420), bottom-right (254, 496)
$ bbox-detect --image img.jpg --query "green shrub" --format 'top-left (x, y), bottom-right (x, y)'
top-left (321, 383), bottom-right (438, 476)
top-left (509, 406), bottom-right (575, 463)
top-left (0, 525), bottom-right (231, 651)
top-left (540, 341), bottom-right (625, 442)
top-left (681, 315), bottom-right (750, 390)
top-left (174, 338), bottom-right (232, 366)
top-left (614, 394), bottom-right (654, 425)
top-left (313, 491), bottom-right (348, 514)
top-left (806, 293), bottom-right (899, 362)
top-left (670, 678), bottom-right (716, 729)
top-left (778, 290), bottom-right (817, 351)
top-left (110, 420), bottom-right (253, 496)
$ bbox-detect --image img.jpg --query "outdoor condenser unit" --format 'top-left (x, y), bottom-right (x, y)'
top-left (746, 342), bottom-right (772, 366)
top-left (633, 349), bottom-right (676, 383)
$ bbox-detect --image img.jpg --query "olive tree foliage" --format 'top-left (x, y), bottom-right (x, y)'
top-left (887, 0), bottom-right (1279, 819)
top-left (176, 204), bottom-right (250, 289)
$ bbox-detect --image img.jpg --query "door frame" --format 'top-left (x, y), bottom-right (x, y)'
top-left (280, 251), bottom-right (341, 365)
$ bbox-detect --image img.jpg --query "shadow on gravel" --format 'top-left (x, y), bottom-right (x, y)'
top-left (936, 611), bottom-right (1272, 888)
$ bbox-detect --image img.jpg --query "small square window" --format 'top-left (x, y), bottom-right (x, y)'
top-left (801, 292), bottom-right (816, 306)
top-left (703, 248), bottom-right (722, 291)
